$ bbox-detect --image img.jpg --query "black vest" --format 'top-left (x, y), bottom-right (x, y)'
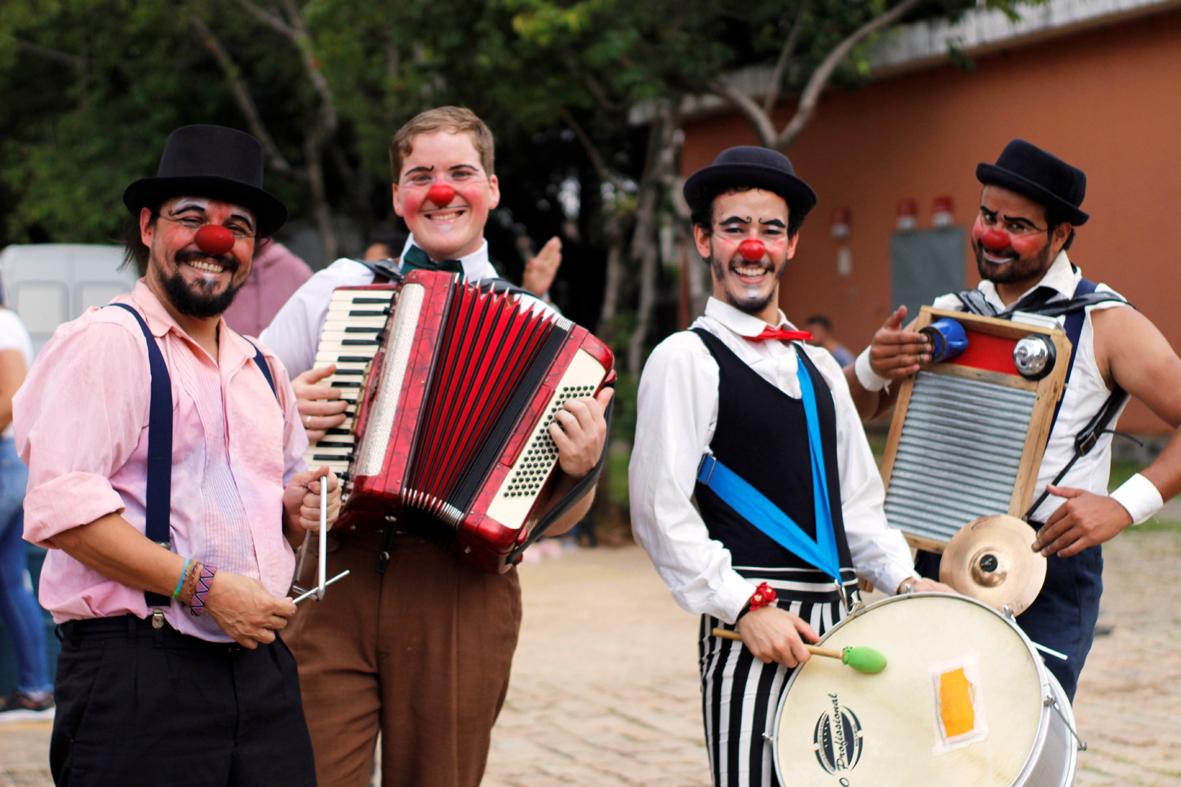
top-left (692, 329), bottom-right (853, 571)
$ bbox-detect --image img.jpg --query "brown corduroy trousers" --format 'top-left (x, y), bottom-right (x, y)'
top-left (285, 529), bottom-right (522, 787)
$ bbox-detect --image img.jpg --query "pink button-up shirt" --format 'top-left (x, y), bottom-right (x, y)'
top-left (14, 281), bottom-right (308, 641)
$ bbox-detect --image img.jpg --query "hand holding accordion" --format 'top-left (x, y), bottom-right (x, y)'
top-left (304, 269), bottom-right (616, 572)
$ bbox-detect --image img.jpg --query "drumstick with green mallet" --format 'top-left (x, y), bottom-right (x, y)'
top-left (710, 628), bottom-right (887, 674)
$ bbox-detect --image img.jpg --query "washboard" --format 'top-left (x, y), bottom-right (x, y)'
top-left (880, 306), bottom-right (1071, 552)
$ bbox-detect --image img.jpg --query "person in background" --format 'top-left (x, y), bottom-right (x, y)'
top-left (804, 314), bottom-right (854, 368)
top-left (222, 238), bottom-right (312, 337)
top-left (519, 234), bottom-right (562, 301)
top-left (361, 229), bottom-right (407, 263)
top-left (0, 303), bottom-right (52, 717)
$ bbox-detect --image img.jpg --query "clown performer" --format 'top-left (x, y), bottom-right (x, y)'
top-left (845, 138), bottom-right (1181, 701)
top-left (629, 146), bottom-right (948, 787)
top-left (14, 124), bottom-right (340, 786)
top-left (261, 106), bottom-right (611, 787)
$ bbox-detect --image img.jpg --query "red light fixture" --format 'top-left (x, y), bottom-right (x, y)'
top-left (932, 195), bottom-right (954, 227)
top-left (896, 198), bottom-right (918, 231)
top-left (830, 207), bottom-right (852, 240)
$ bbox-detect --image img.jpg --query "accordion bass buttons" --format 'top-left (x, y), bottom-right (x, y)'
top-left (1012, 335), bottom-right (1056, 380)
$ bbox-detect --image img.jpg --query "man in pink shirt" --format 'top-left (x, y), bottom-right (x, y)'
top-left (223, 239), bottom-right (312, 337)
top-left (14, 124), bottom-right (339, 787)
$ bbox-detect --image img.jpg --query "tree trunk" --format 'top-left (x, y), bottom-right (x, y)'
top-left (627, 102), bottom-right (681, 375)
top-left (304, 139), bottom-right (338, 261)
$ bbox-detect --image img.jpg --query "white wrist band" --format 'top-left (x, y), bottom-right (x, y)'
top-left (854, 347), bottom-right (889, 393)
top-left (1110, 473), bottom-right (1164, 525)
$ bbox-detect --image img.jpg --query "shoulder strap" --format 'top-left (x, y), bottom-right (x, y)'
top-left (107, 303), bottom-right (173, 609)
top-left (954, 289), bottom-right (998, 316)
top-left (355, 259), bottom-right (403, 284)
top-left (243, 339), bottom-right (278, 399)
top-left (1024, 278), bottom-right (1130, 520)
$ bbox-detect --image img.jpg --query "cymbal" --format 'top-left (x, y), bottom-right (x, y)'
top-left (939, 515), bottom-right (1047, 615)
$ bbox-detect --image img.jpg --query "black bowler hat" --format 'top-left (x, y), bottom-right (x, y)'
top-left (683, 146), bottom-right (817, 223)
top-left (123, 124), bottom-right (288, 237)
top-left (976, 139), bottom-right (1088, 226)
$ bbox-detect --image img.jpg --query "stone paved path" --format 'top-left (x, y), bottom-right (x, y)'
top-left (3, 530), bottom-right (1179, 786)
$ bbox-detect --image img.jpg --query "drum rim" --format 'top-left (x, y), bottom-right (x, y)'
top-left (769, 591), bottom-right (1068, 786)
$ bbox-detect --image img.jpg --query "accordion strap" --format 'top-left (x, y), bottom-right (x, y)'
top-left (356, 259), bottom-right (403, 283)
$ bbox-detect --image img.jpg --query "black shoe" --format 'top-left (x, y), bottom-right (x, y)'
top-left (0, 689), bottom-right (54, 722)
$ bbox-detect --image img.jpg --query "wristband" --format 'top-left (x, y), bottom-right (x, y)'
top-left (188, 564), bottom-right (218, 617)
top-left (172, 558), bottom-right (191, 601)
top-left (1110, 473), bottom-right (1164, 525)
top-left (747, 581), bottom-right (778, 613)
top-left (854, 347), bottom-right (889, 393)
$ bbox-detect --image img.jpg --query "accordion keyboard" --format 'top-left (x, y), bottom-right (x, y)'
top-left (303, 286), bottom-right (398, 481)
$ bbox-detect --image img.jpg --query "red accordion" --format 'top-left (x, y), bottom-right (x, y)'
top-left (307, 269), bottom-right (614, 572)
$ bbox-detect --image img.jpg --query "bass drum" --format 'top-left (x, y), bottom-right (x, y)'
top-left (772, 593), bottom-right (1078, 786)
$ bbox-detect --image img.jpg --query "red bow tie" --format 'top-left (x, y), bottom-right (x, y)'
top-left (748, 326), bottom-right (813, 343)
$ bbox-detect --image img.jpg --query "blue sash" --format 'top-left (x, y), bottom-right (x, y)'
top-left (695, 352), bottom-right (842, 583)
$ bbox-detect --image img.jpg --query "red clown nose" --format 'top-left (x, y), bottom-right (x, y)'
top-left (980, 229), bottom-right (1010, 252)
top-left (426, 184), bottom-right (455, 206)
top-left (738, 239), bottom-right (766, 261)
top-left (194, 225), bottom-right (236, 256)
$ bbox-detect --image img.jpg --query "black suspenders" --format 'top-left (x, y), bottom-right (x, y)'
top-left (107, 303), bottom-right (277, 609)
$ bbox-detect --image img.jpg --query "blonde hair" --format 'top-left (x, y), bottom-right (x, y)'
top-left (389, 106), bottom-right (495, 180)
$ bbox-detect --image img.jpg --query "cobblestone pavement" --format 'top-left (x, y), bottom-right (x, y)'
top-left (3, 530), bottom-right (1179, 786)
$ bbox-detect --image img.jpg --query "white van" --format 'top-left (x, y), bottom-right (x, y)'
top-left (0, 244), bottom-right (139, 354)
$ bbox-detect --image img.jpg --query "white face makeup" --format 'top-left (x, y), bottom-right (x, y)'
top-left (696, 189), bottom-right (799, 324)
top-left (143, 196), bottom-right (257, 318)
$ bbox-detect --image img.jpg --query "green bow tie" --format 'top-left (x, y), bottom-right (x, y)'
top-left (400, 245), bottom-right (464, 276)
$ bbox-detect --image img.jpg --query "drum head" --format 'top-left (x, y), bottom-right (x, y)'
top-left (775, 594), bottom-right (1047, 786)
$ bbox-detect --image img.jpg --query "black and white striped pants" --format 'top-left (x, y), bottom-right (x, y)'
top-left (698, 566), bottom-right (859, 787)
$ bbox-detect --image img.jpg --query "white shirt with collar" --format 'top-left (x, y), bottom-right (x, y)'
top-left (932, 251), bottom-right (1130, 522)
top-left (261, 235), bottom-right (528, 376)
top-left (628, 298), bottom-right (917, 624)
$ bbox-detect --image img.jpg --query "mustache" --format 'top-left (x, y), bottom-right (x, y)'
top-left (972, 240), bottom-right (1016, 261)
top-left (728, 254), bottom-right (773, 271)
top-left (175, 250), bottom-right (238, 269)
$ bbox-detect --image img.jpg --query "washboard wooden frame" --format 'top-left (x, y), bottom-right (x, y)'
top-left (880, 306), bottom-right (1071, 553)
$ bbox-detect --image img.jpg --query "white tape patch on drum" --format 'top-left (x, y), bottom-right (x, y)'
top-left (929, 655), bottom-right (989, 753)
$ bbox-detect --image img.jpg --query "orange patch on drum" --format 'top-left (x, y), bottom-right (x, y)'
top-left (930, 657), bottom-right (989, 751)
top-left (938, 667), bottom-right (976, 737)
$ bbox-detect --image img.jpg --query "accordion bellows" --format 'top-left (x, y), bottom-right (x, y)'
top-left (310, 269), bottom-right (614, 572)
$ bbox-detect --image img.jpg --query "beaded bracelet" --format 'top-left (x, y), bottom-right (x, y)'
top-left (178, 559), bottom-right (202, 606)
top-left (171, 558), bottom-right (191, 601)
top-left (188, 564), bottom-right (218, 617)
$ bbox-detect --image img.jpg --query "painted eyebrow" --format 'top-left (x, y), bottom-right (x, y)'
top-left (403, 165), bottom-right (435, 177)
top-left (759, 218), bottom-right (787, 228)
top-left (1001, 213), bottom-right (1039, 227)
top-left (169, 202), bottom-right (208, 215)
top-left (168, 202), bottom-right (254, 229)
top-left (717, 215), bottom-right (752, 226)
top-left (981, 206), bottom-right (1038, 227)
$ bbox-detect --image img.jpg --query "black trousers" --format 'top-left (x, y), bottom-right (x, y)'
top-left (51, 615), bottom-right (316, 787)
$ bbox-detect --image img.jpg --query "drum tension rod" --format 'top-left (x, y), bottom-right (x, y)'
top-left (1044, 695), bottom-right (1088, 751)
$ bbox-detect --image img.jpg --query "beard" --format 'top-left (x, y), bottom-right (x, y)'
top-left (973, 237), bottom-right (1055, 287)
top-left (158, 251), bottom-right (244, 318)
top-left (709, 247), bottom-right (785, 315)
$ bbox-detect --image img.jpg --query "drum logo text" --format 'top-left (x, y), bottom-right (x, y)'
top-left (812, 692), bottom-right (864, 776)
